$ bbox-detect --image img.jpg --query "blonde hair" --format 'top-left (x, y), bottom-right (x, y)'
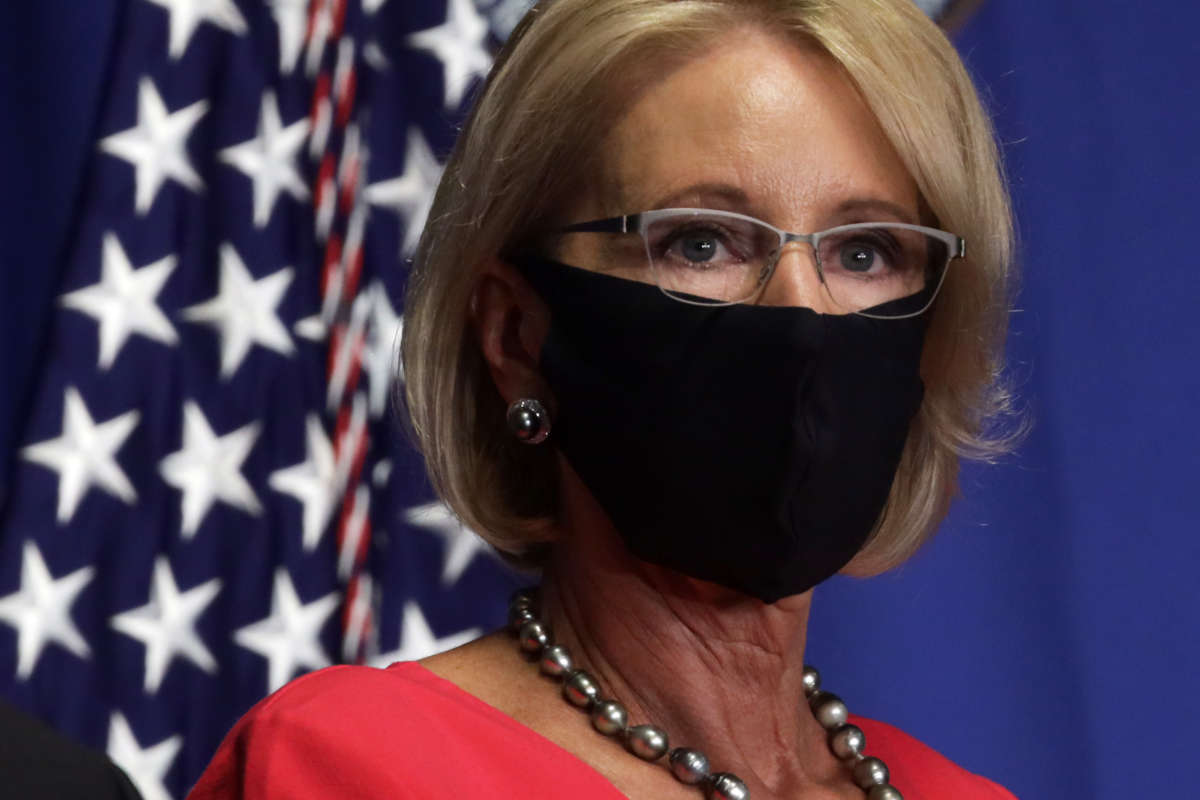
top-left (401, 0), bottom-right (1017, 575)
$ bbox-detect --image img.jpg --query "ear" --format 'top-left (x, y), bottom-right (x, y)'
top-left (469, 257), bottom-right (554, 410)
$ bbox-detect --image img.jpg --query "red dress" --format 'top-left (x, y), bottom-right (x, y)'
top-left (188, 662), bottom-right (1016, 799)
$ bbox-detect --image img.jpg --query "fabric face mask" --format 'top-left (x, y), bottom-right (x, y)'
top-left (515, 255), bottom-right (928, 604)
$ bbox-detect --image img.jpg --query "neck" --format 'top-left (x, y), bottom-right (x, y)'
top-left (538, 459), bottom-right (848, 795)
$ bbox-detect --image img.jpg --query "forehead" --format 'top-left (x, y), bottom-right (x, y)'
top-left (592, 28), bottom-right (920, 228)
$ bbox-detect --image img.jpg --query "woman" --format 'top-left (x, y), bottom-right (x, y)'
top-left (190, 0), bottom-right (1016, 798)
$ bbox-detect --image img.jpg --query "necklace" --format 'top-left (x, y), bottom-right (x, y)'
top-left (508, 588), bottom-right (904, 800)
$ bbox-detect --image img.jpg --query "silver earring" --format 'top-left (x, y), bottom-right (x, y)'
top-left (507, 398), bottom-right (550, 444)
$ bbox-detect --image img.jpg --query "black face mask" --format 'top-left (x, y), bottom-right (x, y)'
top-left (516, 256), bottom-right (928, 604)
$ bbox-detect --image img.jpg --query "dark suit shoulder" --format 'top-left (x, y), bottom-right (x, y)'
top-left (0, 700), bottom-right (143, 800)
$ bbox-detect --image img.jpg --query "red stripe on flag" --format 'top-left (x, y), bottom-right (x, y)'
top-left (343, 243), bottom-right (363, 301)
top-left (331, 0), bottom-right (347, 38)
top-left (335, 67), bottom-right (357, 128)
top-left (309, 73), bottom-right (331, 126)
top-left (338, 158), bottom-right (358, 214)
top-left (320, 233), bottom-right (342, 298)
top-left (331, 402), bottom-right (368, 491)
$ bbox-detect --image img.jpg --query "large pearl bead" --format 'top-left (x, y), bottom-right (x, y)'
top-left (625, 724), bottom-right (669, 761)
top-left (801, 665), bottom-right (821, 697)
top-left (539, 644), bottom-right (572, 678)
top-left (853, 756), bottom-right (890, 789)
top-left (509, 587), bottom-right (537, 610)
top-left (591, 699), bottom-right (628, 736)
top-left (508, 604), bottom-right (535, 632)
top-left (563, 669), bottom-right (600, 708)
top-left (518, 620), bottom-right (550, 654)
top-left (810, 692), bottom-right (849, 730)
top-left (669, 748), bottom-right (711, 785)
top-left (829, 723), bottom-right (865, 760)
top-left (867, 785), bottom-right (904, 800)
top-left (710, 772), bottom-right (750, 800)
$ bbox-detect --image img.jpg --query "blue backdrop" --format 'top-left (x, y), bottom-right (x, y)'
top-left (0, 2), bottom-right (1196, 799)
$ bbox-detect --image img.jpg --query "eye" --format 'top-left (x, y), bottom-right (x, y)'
top-left (657, 224), bottom-right (744, 270)
top-left (644, 214), bottom-right (771, 283)
top-left (678, 233), bottom-right (720, 263)
top-left (839, 243), bottom-right (879, 273)
top-left (826, 231), bottom-right (901, 277)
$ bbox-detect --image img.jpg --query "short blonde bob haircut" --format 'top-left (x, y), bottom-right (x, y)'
top-left (402, 0), bottom-right (1016, 576)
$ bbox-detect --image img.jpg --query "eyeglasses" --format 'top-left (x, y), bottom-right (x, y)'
top-left (553, 208), bottom-right (965, 319)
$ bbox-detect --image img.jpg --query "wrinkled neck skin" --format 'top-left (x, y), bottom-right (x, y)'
top-left (540, 456), bottom-right (853, 798)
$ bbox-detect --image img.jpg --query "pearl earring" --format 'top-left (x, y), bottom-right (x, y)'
top-left (507, 398), bottom-right (550, 444)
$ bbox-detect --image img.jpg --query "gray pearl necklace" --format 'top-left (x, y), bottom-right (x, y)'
top-left (508, 588), bottom-right (904, 800)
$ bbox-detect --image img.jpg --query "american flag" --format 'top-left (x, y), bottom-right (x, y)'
top-left (0, 1), bottom-right (532, 797)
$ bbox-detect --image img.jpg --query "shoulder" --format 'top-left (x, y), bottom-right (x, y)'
top-left (189, 663), bottom-right (479, 799)
top-left (231, 661), bottom-right (471, 733)
top-left (188, 663), bottom-right (620, 800)
top-left (0, 701), bottom-right (141, 800)
top-left (852, 715), bottom-right (1018, 800)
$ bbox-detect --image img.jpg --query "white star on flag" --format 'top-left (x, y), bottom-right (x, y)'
top-left (180, 243), bottom-right (295, 379)
top-left (98, 77), bottom-right (208, 215)
top-left (110, 557), bottom-right (221, 693)
top-left (21, 387), bottom-right (140, 525)
top-left (159, 401), bottom-right (262, 538)
top-left (363, 283), bottom-right (403, 418)
top-left (218, 90), bottom-right (310, 228)
top-left (268, 414), bottom-right (338, 552)
top-left (404, 501), bottom-right (494, 585)
top-left (60, 233), bottom-right (178, 369)
top-left (407, 0), bottom-right (493, 109)
top-left (233, 569), bottom-right (339, 693)
top-left (0, 542), bottom-right (95, 679)
top-left (370, 601), bottom-right (480, 668)
top-left (372, 458), bottom-right (392, 488)
top-left (293, 313), bottom-right (327, 342)
top-left (143, 0), bottom-right (248, 60)
top-left (106, 713), bottom-right (182, 800)
top-left (363, 40), bottom-right (390, 72)
top-left (266, 0), bottom-right (309, 73)
top-left (366, 128), bottom-right (443, 256)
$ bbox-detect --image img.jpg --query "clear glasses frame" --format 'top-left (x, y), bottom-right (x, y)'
top-left (556, 207), bottom-right (967, 319)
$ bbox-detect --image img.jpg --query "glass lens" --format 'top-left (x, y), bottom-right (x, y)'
top-left (814, 224), bottom-right (949, 316)
top-left (642, 211), bottom-right (778, 304)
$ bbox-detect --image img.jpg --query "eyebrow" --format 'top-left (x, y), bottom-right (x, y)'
top-left (832, 198), bottom-right (919, 226)
top-left (645, 182), bottom-right (751, 212)
top-left (641, 183), bottom-right (919, 227)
